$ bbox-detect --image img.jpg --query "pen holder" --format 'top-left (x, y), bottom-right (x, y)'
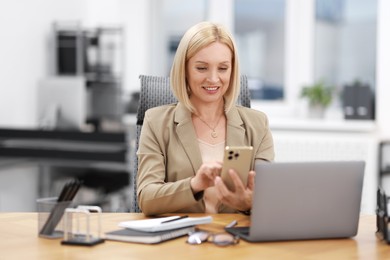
top-left (37, 197), bottom-right (72, 239)
top-left (61, 205), bottom-right (105, 246)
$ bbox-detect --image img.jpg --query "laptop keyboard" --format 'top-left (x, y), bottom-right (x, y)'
top-left (225, 227), bottom-right (250, 236)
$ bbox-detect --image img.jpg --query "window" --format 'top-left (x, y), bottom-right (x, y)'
top-left (314, 0), bottom-right (377, 119)
top-left (149, 0), bottom-right (380, 120)
top-left (234, 0), bottom-right (286, 101)
top-left (150, 0), bottom-right (208, 76)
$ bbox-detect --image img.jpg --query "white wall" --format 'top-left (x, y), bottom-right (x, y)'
top-left (0, 1), bottom-right (87, 128)
top-left (83, 0), bottom-right (152, 92)
top-left (0, 0), bottom-right (151, 128)
top-left (376, 0), bottom-right (390, 138)
top-left (0, 165), bottom-right (39, 211)
top-left (119, 1), bottom-right (152, 91)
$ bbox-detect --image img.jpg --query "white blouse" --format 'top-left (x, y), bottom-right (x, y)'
top-left (198, 139), bottom-right (225, 213)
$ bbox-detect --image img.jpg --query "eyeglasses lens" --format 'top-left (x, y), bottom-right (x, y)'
top-left (211, 233), bottom-right (239, 246)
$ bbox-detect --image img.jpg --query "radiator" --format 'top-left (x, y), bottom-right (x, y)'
top-left (272, 131), bottom-right (378, 214)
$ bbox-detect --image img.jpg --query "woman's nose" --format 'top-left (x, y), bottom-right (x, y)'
top-left (206, 69), bottom-right (219, 83)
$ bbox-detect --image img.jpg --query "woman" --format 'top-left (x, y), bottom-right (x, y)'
top-left (137, 21), bottom-right (274, 216)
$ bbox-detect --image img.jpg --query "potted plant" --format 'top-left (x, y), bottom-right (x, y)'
top-left (300, 81), bottom-right (333, 118)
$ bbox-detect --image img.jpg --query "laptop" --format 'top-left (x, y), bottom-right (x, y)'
top-left (226, 160), bottom-right (365, 242)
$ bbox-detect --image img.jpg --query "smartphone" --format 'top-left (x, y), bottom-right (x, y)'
top-left (220, 146), bottom-right (253, 191)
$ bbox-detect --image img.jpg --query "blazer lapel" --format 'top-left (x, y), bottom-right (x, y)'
top-left (174, 103), bottom-right (203, 173)
top-left (173, 105), bottom-right (247, 173)
top-left (219, 107), bottom-right (247, 213)
top-left (226, 107), bottom-right (246, 146)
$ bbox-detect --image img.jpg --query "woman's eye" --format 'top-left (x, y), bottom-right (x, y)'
top-left (196, 67), bottom-right (207, 71)
top-left (219, 67), bottom-right (228, 71)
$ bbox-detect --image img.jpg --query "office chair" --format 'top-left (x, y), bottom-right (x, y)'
top-left (130, 74), bottom-right (251, 212)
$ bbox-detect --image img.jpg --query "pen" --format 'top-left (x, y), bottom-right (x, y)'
top-left (225, 220), bottom-right (238, 228)
top-left (161, 215), bottom-right (189, 224)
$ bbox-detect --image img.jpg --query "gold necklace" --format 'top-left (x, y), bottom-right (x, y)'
top-left (197, 114), bottom-right (223, 138)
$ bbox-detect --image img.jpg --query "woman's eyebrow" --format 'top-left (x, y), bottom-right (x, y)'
top-left (193, 61), bottom-right (231, 65)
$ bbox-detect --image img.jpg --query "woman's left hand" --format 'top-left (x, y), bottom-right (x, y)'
top-left (214, 169), bottom-right (255, 211)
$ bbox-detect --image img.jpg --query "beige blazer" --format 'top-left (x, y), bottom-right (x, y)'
top-left (137, 102), bottom-right (274, 216)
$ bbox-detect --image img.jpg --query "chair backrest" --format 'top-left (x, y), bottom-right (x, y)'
top-left (130, 74), bottom-right (250, 212)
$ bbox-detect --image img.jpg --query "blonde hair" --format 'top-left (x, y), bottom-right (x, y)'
top-left (170, 21), bottom-right (240, 114)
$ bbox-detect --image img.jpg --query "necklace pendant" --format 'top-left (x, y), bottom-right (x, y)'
top-left (211, 131), bottom-right (218, 138)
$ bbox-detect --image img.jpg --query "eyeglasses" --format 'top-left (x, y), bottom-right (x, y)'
top-left (376, 187), bottom-right (390, 243)
top-left (186, 231), bottom-right (239, 246)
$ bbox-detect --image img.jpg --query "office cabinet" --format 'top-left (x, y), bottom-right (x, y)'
top-left (54, 22), bottom-right (124, 81)
top-left (51, 22), bottom-right (125, 131)
top-left (379, 140), bottom-right (390, 187)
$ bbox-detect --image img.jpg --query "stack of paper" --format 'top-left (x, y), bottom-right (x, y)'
top-left (105, 216), bottom-right (213, 244)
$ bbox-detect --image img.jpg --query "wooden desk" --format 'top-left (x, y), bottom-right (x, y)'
top-left (0, 213), bottom-right (388, 259)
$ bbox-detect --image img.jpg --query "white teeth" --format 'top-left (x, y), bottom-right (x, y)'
top-left (204, 87), bottom-right (218, 91)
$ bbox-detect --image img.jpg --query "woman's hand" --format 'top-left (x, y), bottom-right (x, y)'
top-left (214, 169), bottom-right (255, 211)
top-left (190, 161), bottom-right (223, 194)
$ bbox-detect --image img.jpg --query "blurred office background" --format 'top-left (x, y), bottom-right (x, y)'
top-left (0, 0), bottom-right (389, 213)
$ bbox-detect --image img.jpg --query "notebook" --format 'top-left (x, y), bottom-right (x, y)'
top-left (118, 216), bottom-right (212, 232)
top-left (226, 160), bottom-right (365, 242)
top-left (105, 226), bottom-right (195, 244)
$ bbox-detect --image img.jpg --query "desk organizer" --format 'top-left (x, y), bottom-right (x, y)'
top-left (376, 187), bottom-right (390, 243)
top-left (37, 179), bottom-right (82, 238)
top-left (37, 197), bottom-right (72, 238)
top-left (61, 205), bottom-right (105, 246)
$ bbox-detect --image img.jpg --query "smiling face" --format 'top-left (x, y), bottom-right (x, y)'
top-left (186, 41), bottom-right (232, 108)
